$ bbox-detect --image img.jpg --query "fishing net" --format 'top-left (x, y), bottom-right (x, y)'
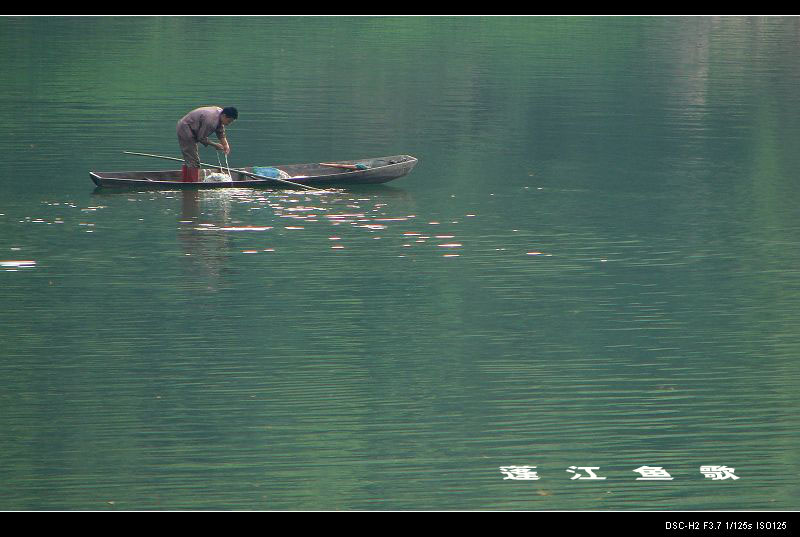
top-left (201, 170), bottom-right (233, 183)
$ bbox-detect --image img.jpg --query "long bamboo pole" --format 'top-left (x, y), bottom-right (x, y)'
top-left (123, 151), bottom-right (328, 192)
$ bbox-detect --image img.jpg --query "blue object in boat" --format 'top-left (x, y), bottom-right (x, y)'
top-left (253, 167), bottom-right (282, 178)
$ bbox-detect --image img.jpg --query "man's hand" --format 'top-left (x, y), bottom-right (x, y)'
top-left (214, 139), bottom-right (231, 155)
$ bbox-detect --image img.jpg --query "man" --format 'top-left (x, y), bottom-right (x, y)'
top-left (176, 106), bottom-right (238, 182)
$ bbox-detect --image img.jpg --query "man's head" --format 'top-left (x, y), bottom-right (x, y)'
top-left (221, 106), bottom-right (238, 125)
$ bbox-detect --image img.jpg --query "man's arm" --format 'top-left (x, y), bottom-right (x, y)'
top-left (212, 136), bottom-right (230, 155)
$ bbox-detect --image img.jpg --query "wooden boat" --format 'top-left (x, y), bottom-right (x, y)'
top-left (90, 155), bottom-right (418, 189)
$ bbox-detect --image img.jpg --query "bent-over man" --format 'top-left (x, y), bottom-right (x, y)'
top-left (176, 106), bottom-right (238, 182)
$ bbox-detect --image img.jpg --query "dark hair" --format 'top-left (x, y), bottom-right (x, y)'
top-left (222, 106), bottom-right (238, 120)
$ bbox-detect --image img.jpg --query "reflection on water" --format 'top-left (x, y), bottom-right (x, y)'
top-left (176, 187), bottom-right (423, 288)
top-left (177, 190), bottom-right (231, 288)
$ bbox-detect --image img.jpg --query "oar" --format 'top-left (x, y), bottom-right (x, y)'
top-left (123, 151), bottom-right (329, 192)
top-left (320, 162), bottom-right (368, 170)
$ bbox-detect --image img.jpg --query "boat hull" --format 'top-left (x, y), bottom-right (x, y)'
top-left (90, 155), bottom-right (418, 189)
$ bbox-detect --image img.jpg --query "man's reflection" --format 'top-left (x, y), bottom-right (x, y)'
top-left (178, 190), bottom-right (232, 290)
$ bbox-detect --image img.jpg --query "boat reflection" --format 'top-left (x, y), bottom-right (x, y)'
top-left (91, 184), bottom-right (419, 290)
